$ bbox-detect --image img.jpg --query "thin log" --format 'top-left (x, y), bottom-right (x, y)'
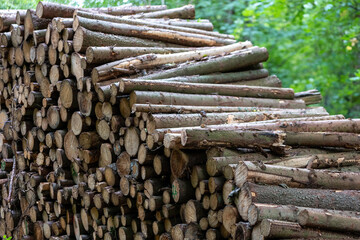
top-left (235, 161), bottom-right (360, 189)
top-left (129, 5), bottom-right (195, 19)
top-left (119, 79), bottom-right (294, 99)
top-left (140, 47), bottom-right (269, 79)
top-left (73, 27), bottom-right (184, 53)
top-left (86, 46), bottom-right (194, 64)
top-left (93, 41), bottom-right (251, 82)
top-left (130, 91), bottom-right (305, 109)
top-left (75, 10), bottom-right (233, 40)
top-left (74, 16), bottom-right (234, 47)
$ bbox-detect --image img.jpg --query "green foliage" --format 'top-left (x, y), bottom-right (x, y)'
top-left (3, 0), bottom-right (360, 117)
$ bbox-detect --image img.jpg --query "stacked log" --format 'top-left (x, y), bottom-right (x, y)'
top-left (0, 1), bottom-right (359, 240)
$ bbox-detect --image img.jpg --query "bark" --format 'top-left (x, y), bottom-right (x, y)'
top-left (141, 47), bottom-right (269, 80)
top-left (130, 91), bottom-right (305, 109)
top-left (74, 16), bottom-right (233, 47)
top-left (119, 78), bottom-right (294, 99)
top-left (86, 46), bottom-right (194, 64)
top-left (73, 27), bottom-right (183, 53)
top-left (93, 42), bottom-right (250, 82)
top-left (260, 219), bottom-right (358, 239)
top-left (129, 5), bottom-right (195, 19)
top-left (75, 10), bottom-right (233, 40)
top-left (285, 131), bottom-right (360, 150)
top-left (236, 161), bottom-right (360, 190)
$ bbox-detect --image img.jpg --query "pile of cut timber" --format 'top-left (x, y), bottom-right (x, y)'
top-left (0, 1), bottom-right (359, 240)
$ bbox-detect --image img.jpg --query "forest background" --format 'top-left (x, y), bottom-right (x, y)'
top-left (1, 0), bottom-right (359, 117)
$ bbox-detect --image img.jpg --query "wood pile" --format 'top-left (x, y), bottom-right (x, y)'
top-left (0, 1), bottom-right (359, 240)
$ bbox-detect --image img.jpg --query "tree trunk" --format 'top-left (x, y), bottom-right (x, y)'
top-left (73, 27), bottom-right (183, 53)
top-left (130, 91), bottom-right (305, 109)
top-left (141, 47), bottom-right (269, 80)
top-left (119, 78), bottom-right (294, 99)
top-left (74, 16), bottom-right (234, 47)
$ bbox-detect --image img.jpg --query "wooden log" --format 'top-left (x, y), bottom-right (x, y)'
top-left (37, 2), bottom-right (164, 18)
top-left (297, 208), bottom-right (360, 232)
top-left (86, 46), bottom-right (194, 64)
top-left (184, 200), bottom-right (206, 224)
top-left (110, 41), bottom-right (248, 72)
top-left (235, 161), bottom-right (360, 189)
top-left (260, 219), bottom-right (358, 239)
top-left (285, 131), bottom-right (360, 149)
top-left (73, 26), bottom-right (183, 53)
top-left (130, 91), bottom-right (305, 110)
top-left (93, 42), bottom-right (251, 82)
top-left (119, 79), bottom-right (294, 99)
top-left (24, 9), bottom-right (51, 40)
top-left (141, 47), bottom-right (269, 79)
top-left (239, 182), bottom-right (360, 221)
top-left (170, 149), bottom-right (206, 178)
top-left (180, 129), bottom-right (286, 152)
top-left (247, 203), bottom-right (360, 226)
top-left (75, 10), bottom-right (232, 40)
top-left (145, 18), bottom-right (213, 31)
top-left (131, 104), bottom-right (294, 114)
top-left (129, 5), bottom-right (195, 19)
top-left (147, 108), bottom-right (328, 133)
top-left (232, 222), bottom-right (252, 240)
top-left (172, 179), bottom-right (195, 203)
top-left (222, 205), bottom-right (240, 233)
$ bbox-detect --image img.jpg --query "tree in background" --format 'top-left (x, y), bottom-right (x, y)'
top-left (2, 0), bottom-right (359, 117)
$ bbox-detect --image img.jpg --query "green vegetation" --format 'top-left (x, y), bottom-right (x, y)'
top-left (2, 0), bottom-right (359, 116)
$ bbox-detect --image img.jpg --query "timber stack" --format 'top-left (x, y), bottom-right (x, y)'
top-left (0, 1), bottom-right (359, 240)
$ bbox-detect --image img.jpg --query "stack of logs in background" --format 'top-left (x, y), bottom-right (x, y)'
top-left (0, 1), bottom-right (359, 240)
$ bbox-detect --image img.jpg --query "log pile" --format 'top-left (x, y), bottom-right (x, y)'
top-left (0, 1), bottom-right (359, 240)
